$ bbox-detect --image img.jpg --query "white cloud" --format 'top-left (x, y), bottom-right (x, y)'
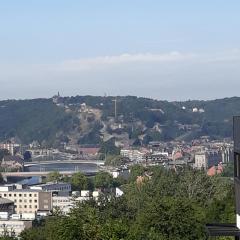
top-left (1, 50), bottom-right (240, 100)
top-left (55, 52), bottom-right (196, 71)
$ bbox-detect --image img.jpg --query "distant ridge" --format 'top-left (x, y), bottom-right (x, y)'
top-left (0, 95), bottom-right (238, 146)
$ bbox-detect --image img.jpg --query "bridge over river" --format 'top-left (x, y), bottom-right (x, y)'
top-left (2, 170), bottom-right (98, 178)
top-left (2, 160), bottom-right (105, 179)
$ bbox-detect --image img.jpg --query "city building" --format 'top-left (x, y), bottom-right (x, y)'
top-left (195, 150), bottom-right (222, 170)
top-left (120, 149), bottom-right (146, 162)
top-left (0, 187), bottom-right (52, 214)
top-left (1, 155), bottom-right (23, 171)
top-left (0, 142), bottom-right (20, 156)
top-left (110, 168), bottom-right (130, 179)
top-left (194, 152), bottom-right (207, 169)
top-left (30, 182), bottom-right (71, 196)
top-left (0, 219), bottom-right (32, 236)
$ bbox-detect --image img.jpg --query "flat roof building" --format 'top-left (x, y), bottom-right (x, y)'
top-left (0, 188), bottom-right (52, 214)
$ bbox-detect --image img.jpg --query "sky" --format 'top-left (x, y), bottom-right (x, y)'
top-left (0, 0), bottom-right (240, 101)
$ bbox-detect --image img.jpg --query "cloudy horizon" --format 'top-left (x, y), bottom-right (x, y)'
top-left (0, 1), bottom-right (240, 101)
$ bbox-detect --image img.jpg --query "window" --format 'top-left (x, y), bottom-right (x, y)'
top-left (29, 200), bottom-right (32, 203)
top-left (29, 205), bottom-right (32, 208)
top-left (19, 199), bottom-right (22, 203)
top-left (34, 194), bottom-right (37, 197)
top-left (34, 200), bottom-right (37, 203)
top-left (24, 205), bottom-right (27, 208)
top-left (14, 194), bottom-right (16, 197)
top-left (24, 199), bottom-right (27, 203)
top-left (29, 194), bottom-right (32, 197)
top-left (9, 194), bottom-right (12, 197)
top-left (35, 205), bottom-right (37, 208)
top-left (24, 194), bottom-right (27, 197)
top-left (3, 194), bottom-right (6, 197)
top-left (19, 194), bottom-right (22, 197)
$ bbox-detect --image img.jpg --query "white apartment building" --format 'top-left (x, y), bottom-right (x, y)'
top-left (120, 149), bottom-right (145, 162)
top-left (0, 187), bottom-right (52, 214)
top-left (52, 190), bottom-right (100, 215)
top-left (0, 143), bottom-right (20, 155)
top-left (194, 152), bottom-right (207, 169)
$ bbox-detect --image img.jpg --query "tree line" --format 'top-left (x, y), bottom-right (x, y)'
top-left (5, 166), bottom-right (233, 240)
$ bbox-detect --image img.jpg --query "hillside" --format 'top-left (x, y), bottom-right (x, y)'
top-left (0, 99), bottom-right (79, 146)
top-left (0, 96), bottom-right (238, 146)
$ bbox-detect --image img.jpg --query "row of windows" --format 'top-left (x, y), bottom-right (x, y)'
top-left (17, 205), bottom-right (38, 209)
top-left (53, 199), bottom-right (70, 203)
top-left (0, 193), bottom-right (38, 198)
top-left (14, 199), bottom-right (38, 203)
top-left (44, 187), bottom-right (71, 192)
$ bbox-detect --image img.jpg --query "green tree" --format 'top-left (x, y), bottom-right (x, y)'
top-left (129, 164), bottom-right (146, 182)
top-left (130, 197), bottom-right (206, 240)
top-left (46, 171), bottom-right (62, 182)
top-left (70, 172), bottom-right (88, 191)
top-left (94, 172), bottom-right (114, 189)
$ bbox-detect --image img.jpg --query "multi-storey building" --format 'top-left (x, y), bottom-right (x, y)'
top-left (120, 149), bottom-right (146, 162)
top-left (0, 143), bottom-right (20, 155)
top-left (195, 150), bottom-right (222, 170)
top-left (0, 186), bottom-right (52, 214)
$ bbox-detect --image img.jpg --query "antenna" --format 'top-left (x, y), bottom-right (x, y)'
top-left (112, 98), bottom-right (117, 120)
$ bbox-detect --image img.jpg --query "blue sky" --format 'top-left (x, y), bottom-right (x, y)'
top-left (0, 0), bottom-right (240, 100)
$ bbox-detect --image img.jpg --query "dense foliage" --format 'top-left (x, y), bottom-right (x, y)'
top-left (20, 166), bottom-right (234, 240)
top-left (0, 96), bottom-right (239, 145)
top-left (0, 99), bottom-right (78, 145)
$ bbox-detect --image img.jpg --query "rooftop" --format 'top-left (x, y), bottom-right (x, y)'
top-left (206, 224), bottom-right (240, 237)
top-left (0, 197), bottom-right (14, 205)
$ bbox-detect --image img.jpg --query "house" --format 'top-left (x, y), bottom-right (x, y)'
top-left (78, 148), bottom-right (100, 157)
top-left (207, 164), bottom-right (223, 176)
top-left (1, 155), bottom-right (24, 171)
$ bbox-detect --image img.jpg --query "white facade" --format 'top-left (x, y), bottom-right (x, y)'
top-left (115, 188), bottom-right (124, 197)
top-left (0, 189), bottom-right (52, 214)
top-left (30, 182), bottom-right (71, 194)
top-left (0, 219), bottom-right (32, 236)
top-left (0, 143), bottom-right (20, 155)
top-left (120, 149), bottom-right (145, 162)
top-left (194, 153), bottom-right (207, 169)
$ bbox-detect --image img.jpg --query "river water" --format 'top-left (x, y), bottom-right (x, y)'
top-left (14, 163), bottom-right (99, 185)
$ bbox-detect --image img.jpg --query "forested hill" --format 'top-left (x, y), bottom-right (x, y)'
top-left (0, 96), bottom-right (239, 146)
